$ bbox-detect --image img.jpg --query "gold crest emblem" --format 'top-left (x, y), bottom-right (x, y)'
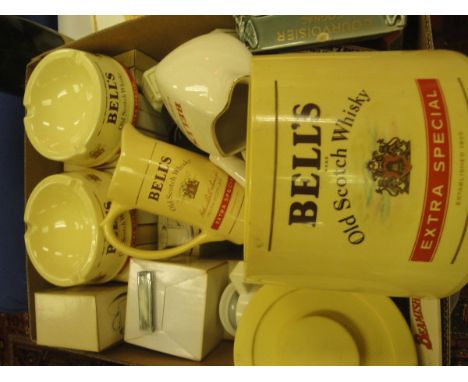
top-left (367, 137), bottom-right (411, 196)
top-left (180, 178), bottom-right (199, 199)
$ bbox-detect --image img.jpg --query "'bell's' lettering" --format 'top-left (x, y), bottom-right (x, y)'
top-left (148, 156), bottom-right (172, 201)
top-left (105, 72), bottom-right (120, 124)
top-left (288, 103), bottom-right (322, 226)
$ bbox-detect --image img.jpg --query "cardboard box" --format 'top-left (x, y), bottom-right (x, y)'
top-left (24, 15), bottom-right (433, 366)
top-left (125, 258), bottom-right (229, 361)
top-left (25, 15), bottom-right (237, 366)
top-left (36, 284), bottom-right (127, 352)
top-left (113, 49), bottom-right (157, 90)
top-left (113, 50), bottom-right (171, 141)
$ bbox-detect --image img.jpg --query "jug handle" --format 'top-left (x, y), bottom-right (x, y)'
top-left (101, 202), bottom-right (218, 260)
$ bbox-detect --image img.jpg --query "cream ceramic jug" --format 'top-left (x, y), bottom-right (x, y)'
top-left (101, 124), bottom-right (245, 260)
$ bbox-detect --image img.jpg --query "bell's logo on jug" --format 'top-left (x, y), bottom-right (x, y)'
top-left (367, 137), bottom-right (412, 196)
top-left (148, 156), bottom-right (172, 202)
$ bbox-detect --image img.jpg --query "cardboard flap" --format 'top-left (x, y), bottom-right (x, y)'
top-left (127, 331), bottom-right (199, 361)
top-left (66, 16), bottom-right (235, 60)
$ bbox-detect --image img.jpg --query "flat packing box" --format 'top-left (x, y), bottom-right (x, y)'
top-left (36, 284), bottom-right (127, 352)
top-left (24, 15), bottom-right (434, 366)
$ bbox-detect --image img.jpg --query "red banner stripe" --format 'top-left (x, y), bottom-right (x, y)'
top-left (211, 176), bottom-right (236, 230)
top-left (410, 79), bottom-right (451, 262)
top-left (120, 63), bottom-right (139, 125)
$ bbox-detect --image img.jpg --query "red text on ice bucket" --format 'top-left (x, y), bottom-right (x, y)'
top-left (411, 79), bottom-right (451, 262)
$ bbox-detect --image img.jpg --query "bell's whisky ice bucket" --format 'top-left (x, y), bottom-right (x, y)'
top-left (244, 50), bottom-right (468, 297)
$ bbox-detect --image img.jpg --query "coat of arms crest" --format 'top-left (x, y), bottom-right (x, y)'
top-left (180, 178), bottom-right (200, 199)
top-left (367, 137), bottom-right (412, 196)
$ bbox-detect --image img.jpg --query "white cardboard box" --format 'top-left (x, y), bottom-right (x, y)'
top-left (35, 284), bottom-right (127, 352)
top-left (125, 257), bottom-right (229, 361)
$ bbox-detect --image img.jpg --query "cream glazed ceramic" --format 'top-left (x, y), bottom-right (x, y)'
top-left (245, 50), bottom-right (468, 297)
top-left (142, 30), bottom-right (251, 157)
top-left (101, 124), bottom-right (245, 260)
top-left (234, 285), bottom-right (417, 365)
top-left (24, 170), bottom-right (134, 286)
top-left (23, 48), bottom-right (137, 166)
top-left (218, 262), bottom-right (260, 338)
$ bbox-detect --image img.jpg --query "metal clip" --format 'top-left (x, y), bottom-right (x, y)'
top-left (234, 15), bottom-right (259, 49)
top-left (385, 15), bottom-right (407, 27)
top-left (137, 271), bottom-right (155, 333)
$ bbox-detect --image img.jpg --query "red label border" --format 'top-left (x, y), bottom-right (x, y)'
top-left (410, 79), bottom-right (452, 262)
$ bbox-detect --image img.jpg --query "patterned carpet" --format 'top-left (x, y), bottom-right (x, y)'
top-left (451, 286), bottom-right (468, 365)
top-left (0, 312), bottom-right (29, 365)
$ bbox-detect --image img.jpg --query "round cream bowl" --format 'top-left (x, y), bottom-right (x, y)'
top-left (23, 48), bottom-right (136, 167)
top-left (24, 171), bottom-right (133, 287)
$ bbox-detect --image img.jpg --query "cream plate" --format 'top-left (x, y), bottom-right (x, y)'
top-left (234, 285), bottom-right (417, 366)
